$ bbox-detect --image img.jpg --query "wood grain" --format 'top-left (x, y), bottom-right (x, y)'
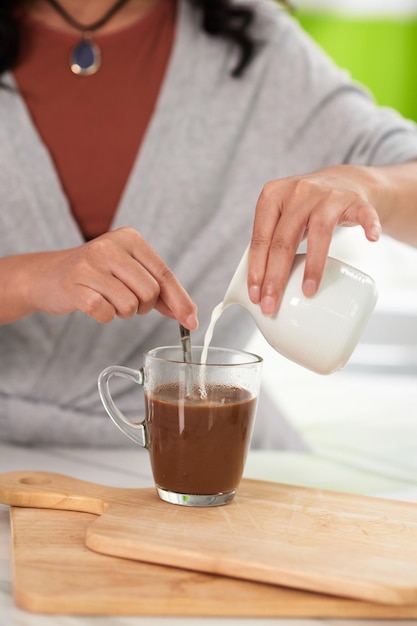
top-left (2, 471), bottom-right (417, 606)
top-left (10, 507), bottom-right (417, 617)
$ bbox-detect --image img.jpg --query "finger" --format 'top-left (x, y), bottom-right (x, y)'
top-left (249, 181), bottom-right (286, 303)
top-left (85, 235), bottom-right (160, 316)
top-left (74, 285), bottom-right (118, 324)
top-left (120, 268), bottom-right (159, 317)
top-left (259, 224), bottom-right (306, 316)
top-left (302, 196), bottom-right (379, 296)
top-left (250, 179), bottom-right (310, 312)
top-left (119, 263), bottom-right (197, 329)
top-left (88, 231), bottom-right (197, 327)
top-left (154, 298), bottom-right (178, 320)
top-left (126, 236), bottom-right (198, 329)
top-left (300, 204), bottom-right (338, 297)
top-left (71, 259), bottom-right (144, 319)
top-left (89, 228), bottom-right (198, 329)
top-left (153, 266), bottom-right (199, 330)
top-left (255, 196), bottom-right (308, 315)
top-left (354, 201), bottom-right (382, 243)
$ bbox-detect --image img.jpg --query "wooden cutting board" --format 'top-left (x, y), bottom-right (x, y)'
top-left (2, 470), bottom-right (417, 606)
top-left (9, 506), bottom-right (417, 617)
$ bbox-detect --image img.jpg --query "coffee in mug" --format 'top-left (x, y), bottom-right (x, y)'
top-left (98, 346), bottom-right (262, 507)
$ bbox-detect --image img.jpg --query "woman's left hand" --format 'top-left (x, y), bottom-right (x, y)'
top-left (248, 164), bottom-right (382, 315)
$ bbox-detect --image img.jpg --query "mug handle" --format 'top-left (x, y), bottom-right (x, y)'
top-left (97, 366), bottom-right (147, 448)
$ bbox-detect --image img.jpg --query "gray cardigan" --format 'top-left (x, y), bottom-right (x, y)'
top-left (1, 0), bottom-right (417, 446)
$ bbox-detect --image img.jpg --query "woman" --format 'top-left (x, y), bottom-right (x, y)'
top-left (1, 0), bottom-right (417, 446)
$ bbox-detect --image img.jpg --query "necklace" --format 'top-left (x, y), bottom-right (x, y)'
top-left (44, 0), bottom-right (131, 76)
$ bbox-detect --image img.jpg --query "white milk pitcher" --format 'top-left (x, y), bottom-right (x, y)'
top-left (218, 246), bottom-right (378, 375)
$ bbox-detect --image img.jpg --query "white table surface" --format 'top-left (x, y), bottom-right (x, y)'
top-left (1, 442), bottom-right (417, 626)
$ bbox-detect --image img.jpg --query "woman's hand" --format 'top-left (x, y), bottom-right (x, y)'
top-left (248, 164), bottom-right (384, 316)
top-left (0, 227), bottom-right (198, 329)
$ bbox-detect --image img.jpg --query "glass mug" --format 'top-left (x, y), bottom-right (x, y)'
top-left (98, 346), bottom-right (263, 507)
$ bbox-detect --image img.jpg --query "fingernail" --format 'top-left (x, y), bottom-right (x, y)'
top-left (185, 313), bottom-right (199, 330)
top-left (249, 285), bottom-right (261, 303)
top-left (303, 279), bottom-right (317, 297)
top-left (261, 296), bottom-right (276, 316)
top-left (369, 224), bottom-right (381, 241)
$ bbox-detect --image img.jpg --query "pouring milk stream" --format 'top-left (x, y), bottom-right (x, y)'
top-left (201, 245), bottom-right (378, 375)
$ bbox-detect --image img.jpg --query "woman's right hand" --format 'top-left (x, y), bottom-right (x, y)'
top-left (0, 227), bottom-right (198, 329)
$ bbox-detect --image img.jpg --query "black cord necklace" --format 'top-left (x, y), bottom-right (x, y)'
top-left (44, 0), bottom-right (131, 76)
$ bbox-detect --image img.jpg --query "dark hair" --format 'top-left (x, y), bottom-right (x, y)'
top-left (0, 0), bottom-right (20, 78)
top-left (190, 0), bottom-right (257, 77)
top-left (0, 0), bottom-right (291, 80)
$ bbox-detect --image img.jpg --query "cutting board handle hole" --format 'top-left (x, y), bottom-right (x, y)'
top-left (20, 476), bottom-right (52, 486)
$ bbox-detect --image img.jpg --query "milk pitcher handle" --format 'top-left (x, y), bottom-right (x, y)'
top-left (97, 366), bottom-right (147, 448)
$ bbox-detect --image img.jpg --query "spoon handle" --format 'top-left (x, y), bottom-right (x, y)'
top-left (179, 324), bottom-right (192, 362)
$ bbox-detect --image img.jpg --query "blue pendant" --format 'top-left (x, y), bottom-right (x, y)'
top-left (70, 36), bottom-right (101, 76)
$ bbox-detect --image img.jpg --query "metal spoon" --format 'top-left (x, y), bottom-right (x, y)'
top-left (179, 324), bottom-right (192, 363)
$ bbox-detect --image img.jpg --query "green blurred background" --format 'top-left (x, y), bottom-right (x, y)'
top-left (292, 2), bottom-right (417, 122)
